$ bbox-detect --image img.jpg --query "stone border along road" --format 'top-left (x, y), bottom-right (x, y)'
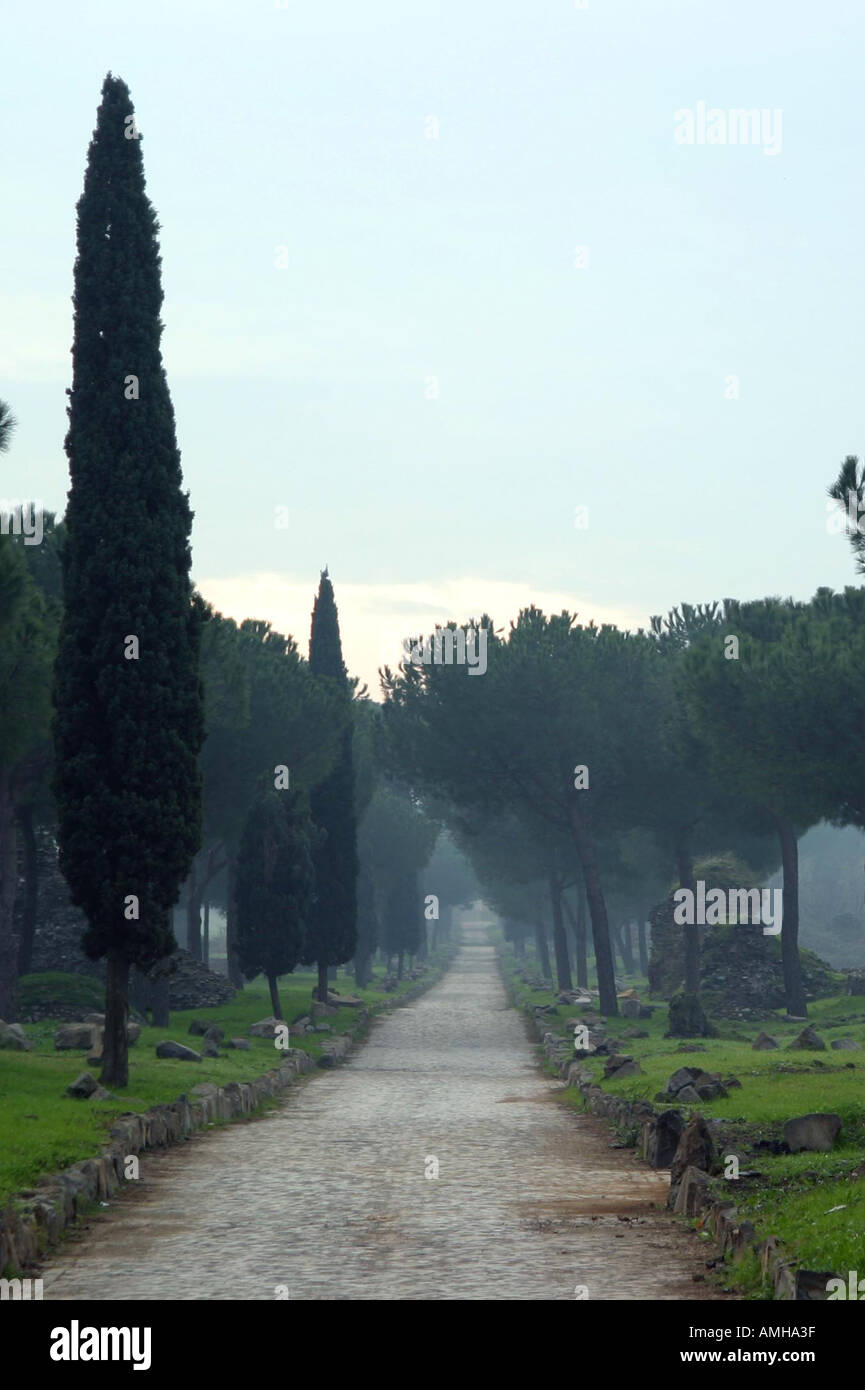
top-left (40, 926), bottom-right (723, 1301)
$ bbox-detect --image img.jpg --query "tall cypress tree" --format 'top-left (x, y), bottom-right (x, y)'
top-left (305, 570), bottom-right (358, 1001)
top-left (54, 74), bottom-right (204, 1085)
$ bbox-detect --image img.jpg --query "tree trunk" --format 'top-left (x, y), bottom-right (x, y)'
top-left (619, 920), bottom-right (634, 974)
top-left (186, 859), bottom-right (202, 961)
top-left (150, 968), bottom-right (170, 1028)
top-left (202, 898), bottom-right (210, 967)
top-left (353, 953), bottom-right (372, 989)
top-left (637, 919), bottom-right (649, 976)
top-left (611, 922), bottom-right (626, 972)
top-left (101, 947), bottom-right (130, 1087)
top-left (268, 972), bottom-right (283, 1019)
top-left (0, 769), bottom-right (20, 1021)
top-left (568, 803), bottom-right (618, 1015)
top-left (548, 872), bottom-right (572, 991)
top-left (533, 917), bottom-right (553, 981)
top-left (514, 932), bottom-right (525, 958)
top-left (129, 965), bottom-right (146, 1018)
top-left (563, 885), bottom-right (589, 988)
top-left (317, 960), bottom-right (329, 1003)
top-left (676, 838), bottom-right (701, 994)
top-left (776, 815), bottom-right (806, 1017)
top-left (226, 857), bottom-right (243, 988)
top-left (397, 951), bottom-right (404, 979)
top-left (16, 803), bottom-right (38, 978)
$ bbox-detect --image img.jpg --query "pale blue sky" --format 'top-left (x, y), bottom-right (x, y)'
top-left (2, 0), bottom-right (863, 691)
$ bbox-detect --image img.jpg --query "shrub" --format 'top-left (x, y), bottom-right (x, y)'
top-left (17, 972), bottom-right (104, 1021)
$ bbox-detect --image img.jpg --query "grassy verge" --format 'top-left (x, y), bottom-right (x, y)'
top-left (0, 953), bottom-right (454, 1206)
top-left (499, 945), bottom-right (865, 1296)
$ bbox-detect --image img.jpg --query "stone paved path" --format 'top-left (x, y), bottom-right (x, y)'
top-left (41, 928), bottom-right (720, 1300)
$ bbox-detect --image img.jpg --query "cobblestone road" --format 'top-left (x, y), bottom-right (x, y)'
top-left (41, 928), bottom-right (719, 1300)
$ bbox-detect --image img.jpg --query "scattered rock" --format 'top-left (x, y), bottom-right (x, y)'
top-left (227, 1038), bottom-right (250, 1050)
top-left (201, 1041), bottom-right (219, 1058)
top-left (691, 1071), bottom-right (728, 1101)
top-left (789, 1026), bottom-right (826, 1051)
top-left (203, 1026), bottom-right (224, 1042)
top-left (845, 970), bottom-right (865, 996)
top-left (557, 989), bottom-right (593, 1007)
top-left (54, 1023), bottom-right (98, 1051)
top-left (155, 1040), bottom-right (202, 1062)
top-left (784, 1113), bottom-right (842, 1153)
top-left (674, 1165), bottom-right (711, 1217)
top-left (0, 1022), bottom-right (33, 1051)
top-left (66, 1072), bottom-right (98, 1099)
top-left (645, 1109), bottom-right (686, 1168)
top-left (676, 1084), bottom-right (703, 1104)
top-left (670, 1113), bottom-right (717, 1189)
top-left (752, 1032), bottom-right (779, 1050)
top-left (830, 1038), bottom-right (860, 1051)
top-left (249, 1017), bottom-right (282, 1038)
top-left (664, 1065), bottom-right (726, 1101)
top-left (309, 1001), bottom-right (338, 1020)
top-left (603, 1054), bottom-right (642, 1079)
top-left (667, 1066), bottom-right (699, 1094)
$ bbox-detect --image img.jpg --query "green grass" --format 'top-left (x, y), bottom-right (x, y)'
top-left (0, 958), bottom-right (449, 1205)
top-left (730, 1160), bottom-right (865, 1280)
top-left (500, 946), bottom-right (865, 1291)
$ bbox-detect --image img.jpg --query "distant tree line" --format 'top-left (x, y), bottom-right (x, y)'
top-left (380, 503), bottom-right (865, 1028)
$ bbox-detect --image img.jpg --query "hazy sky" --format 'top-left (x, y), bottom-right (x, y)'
top-left (3, 0), bottom-right (863, 693)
